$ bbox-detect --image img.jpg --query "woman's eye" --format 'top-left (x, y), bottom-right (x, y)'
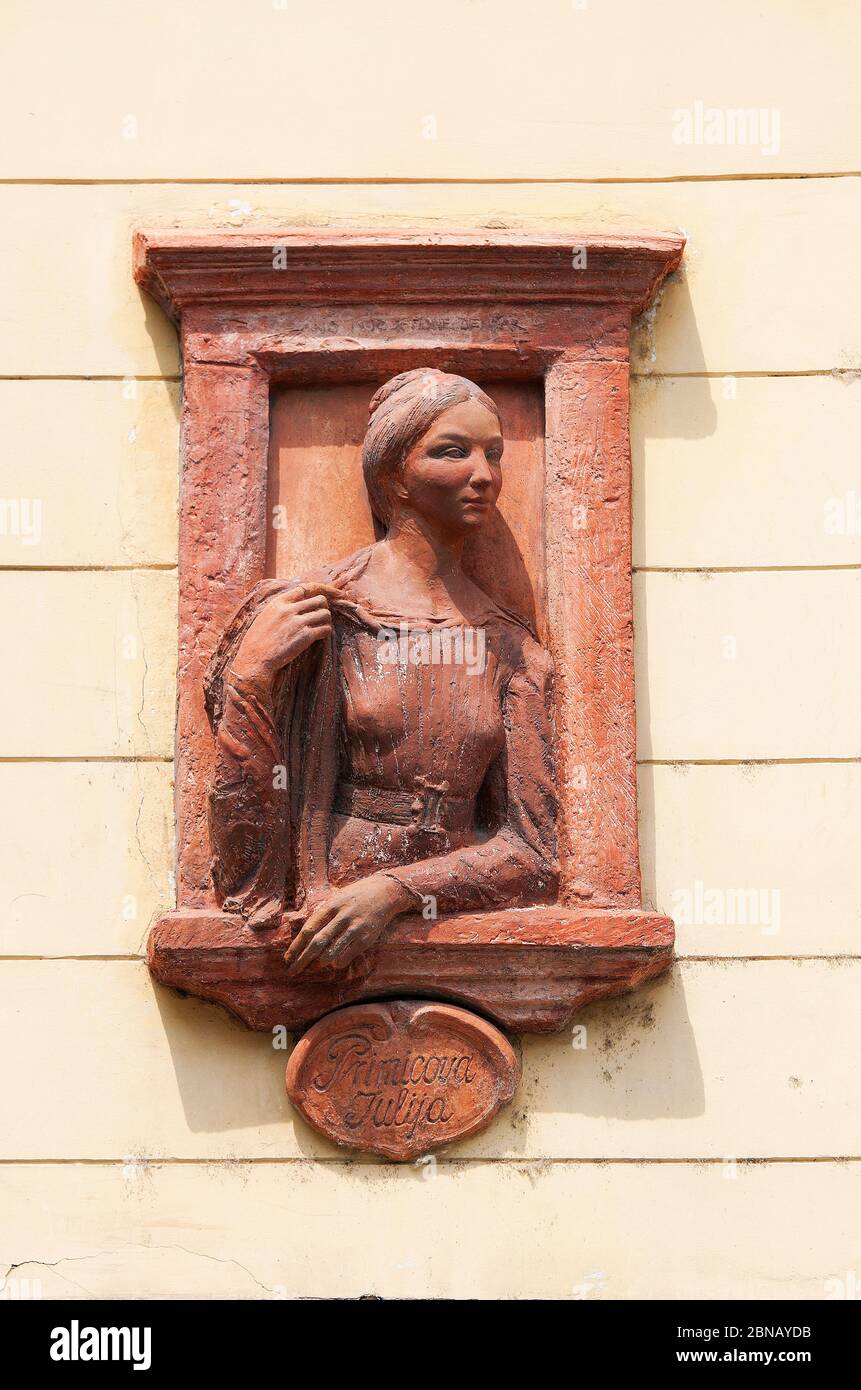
top-left (433, 446), bottom-right (467, 458)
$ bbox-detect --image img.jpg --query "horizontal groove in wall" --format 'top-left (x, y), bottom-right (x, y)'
top-left (0, 171), bottom-right (859, 187)
top-left (633, 565), bottom-right (861, 574)
top-left (675, 955), bottom-right (860, 963)
top-left (0, 564), bottom-right (177, 573)
top-left (0, 956), bottom-right (146, 962)
top-left (631, 369), bottom-right (861, 380)
top-left (3, 370), bottom-right (858, 385)
top-left (0, 375), bottom-right (181, 383)
top-left (0, 756), bottom-right (857, 766)
top-left (639, 756), bottom-right (861, 766)
top-left (0, 755), bottom-right (174, 764)
top-left (3, 564), bottom-right (859, 576)
top-left (0, 1155), bottom-right (856, 1166)
top-left (1, 954), bottom-right (857, 964)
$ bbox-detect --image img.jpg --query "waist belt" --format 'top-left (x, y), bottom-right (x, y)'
top-left (334, 778), bottom-right (475, 833)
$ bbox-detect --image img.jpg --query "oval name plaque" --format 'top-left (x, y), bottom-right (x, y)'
top-left (285, 999), bottom-right (520, 1161)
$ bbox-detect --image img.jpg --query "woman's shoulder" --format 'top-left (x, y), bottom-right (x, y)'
top-left (309, 545), bottom-right (376, 587)
top-left (474, 594), bottom-right (553, 680)
top-left (472, 587), bottom-right (535, 643)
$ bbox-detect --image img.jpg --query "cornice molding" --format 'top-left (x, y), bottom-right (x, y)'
top-left (133, 227), bottom-right (684, 320)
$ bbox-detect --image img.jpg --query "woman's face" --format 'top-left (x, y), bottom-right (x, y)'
top-left (393, 398), bottom-right (503, 537)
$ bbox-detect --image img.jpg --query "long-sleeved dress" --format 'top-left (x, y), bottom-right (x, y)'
top-left (204, 547), bottom-right (558, 931)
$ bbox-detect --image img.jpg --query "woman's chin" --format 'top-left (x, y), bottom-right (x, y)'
top-left (457, 504), bottom-right (494, 529)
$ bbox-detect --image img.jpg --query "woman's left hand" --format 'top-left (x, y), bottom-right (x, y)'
top-left (283, 874), bottom-right (416, 974)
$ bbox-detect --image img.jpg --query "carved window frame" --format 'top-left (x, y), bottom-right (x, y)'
top-left (136, 229), bottom-right (682, 1033)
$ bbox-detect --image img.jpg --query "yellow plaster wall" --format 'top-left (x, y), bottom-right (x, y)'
top-left (1, 0), bottom-right (858, 1300)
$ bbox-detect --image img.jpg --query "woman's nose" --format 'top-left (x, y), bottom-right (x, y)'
top-left (469, 450), bottom-right (494, 486)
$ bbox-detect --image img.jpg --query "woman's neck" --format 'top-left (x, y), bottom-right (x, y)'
top-left (350, 513), bottom-right (486, 621)
top-left (381, 515), bottom-right (465, 587)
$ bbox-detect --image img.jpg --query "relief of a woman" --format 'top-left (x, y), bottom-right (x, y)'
top-left (204, 369), bottom-right (557, 973)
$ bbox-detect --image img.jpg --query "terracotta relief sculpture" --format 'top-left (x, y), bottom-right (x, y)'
top-left (206, 370), bottom-right (557, 973)
top-left (139, 229), bottom-right (682, 1158)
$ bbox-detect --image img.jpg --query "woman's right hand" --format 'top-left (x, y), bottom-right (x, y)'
top-left (229, 582), bottom-right (345, 691)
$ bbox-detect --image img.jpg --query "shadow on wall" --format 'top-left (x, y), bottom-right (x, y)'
top-left (522, 968), bottom-right (703, 1123)
top-left (630, 263), bottom-right (714, 408)
top-left (152, 963), bottom-right (701, 1141)
top-left (134, 284), bottom-right (183, 417)
top-left (631, 270), bottom-right (715, 912)
top-left (151, 983), bottom-right (292, 1135)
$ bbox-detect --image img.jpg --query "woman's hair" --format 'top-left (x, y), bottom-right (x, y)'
top-left (362, 368), bottom-right (501, 526)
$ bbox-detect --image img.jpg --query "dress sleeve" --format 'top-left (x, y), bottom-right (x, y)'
top-left (384, 636), bottom-right (558, 913)
top-left (208, 668), bottom-right (289, 929)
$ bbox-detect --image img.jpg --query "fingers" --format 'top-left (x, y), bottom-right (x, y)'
top-left (285, 914), bottom-right (381, 974)
top-left (292, 612), bottom-right (333, 654)
top-left (315, 923), bottom-right (373, 967)
top-left (290, 595), bottom-right (340, 619)
top-left (284, 907), bottom-right (352, 976)
top-left (283, 902), bottom-right (336, 968)
top-left (283, 582), bottom-right (346, 605)
top-left (275, 586), bottom-right (344, 643)
top-left (283, 894), bottom-right (343, 969)
top-left (269, 596), bottom-right (334, 659)
top-left (299, 610), bottom-right (333, 634)
top-left (291, 599), bottom-right (331, 620)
